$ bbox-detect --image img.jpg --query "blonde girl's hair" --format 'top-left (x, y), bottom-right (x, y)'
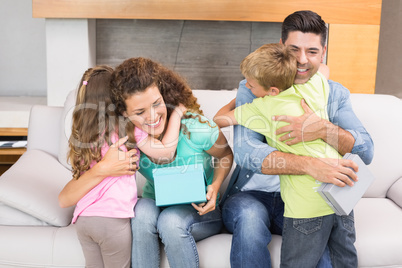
top-left (240, 43), bottom-right (297, 91)
top-left (68, 65), bottom-right (115, 180)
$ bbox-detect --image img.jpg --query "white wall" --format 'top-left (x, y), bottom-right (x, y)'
top-left (0, 0), bottom-right (46, 96)
top-left (46, 19), bottom-right (96, 106)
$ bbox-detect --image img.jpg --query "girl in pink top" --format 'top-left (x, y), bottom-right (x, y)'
top-left (67, 65), bottom-right (186, 268)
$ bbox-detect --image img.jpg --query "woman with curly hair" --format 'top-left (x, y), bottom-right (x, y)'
top-left (110, 57), bottom-right (233, 268)
top-left (58, 58), bottom-right (233, 268)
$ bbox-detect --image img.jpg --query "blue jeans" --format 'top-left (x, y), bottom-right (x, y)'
top-left (222, 191), bottom-right (284, 268)
top-left (222, 191), bottom-right (333, 268)
top-left (281, 212), bottom-right (357, 268)
top-left (131, 198), bottom-right (223, 268)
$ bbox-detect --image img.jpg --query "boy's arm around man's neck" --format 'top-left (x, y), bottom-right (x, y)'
top-left (213, 98), bottom-right (238, 128)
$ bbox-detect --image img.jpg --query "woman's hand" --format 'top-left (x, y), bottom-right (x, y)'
top-left (58, 136), bottom-right (138, 208)
top-left (99, 136), bottom-right (139, 176)
top-left (192, 184), bottom-right (219, 216)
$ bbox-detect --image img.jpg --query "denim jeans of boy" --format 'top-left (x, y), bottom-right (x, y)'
top-left (281, 212), bottom-right (357, 268)
top-left (222, 190), bottom-right (333, 268)
top-left (131, 198), bottom-right (223, 268)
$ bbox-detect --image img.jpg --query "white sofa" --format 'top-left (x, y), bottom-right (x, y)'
top-left (0, 89), bottom-right (401, 268)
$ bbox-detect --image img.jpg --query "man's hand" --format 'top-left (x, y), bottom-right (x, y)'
top-left (307, 157), bottom-right (359, 187)
top-left (262, 151), bottom-right (358, 187)
top-left (274, 99), bottom-right (327, 145)
top-left (273, 99), bottom-right (355, 155)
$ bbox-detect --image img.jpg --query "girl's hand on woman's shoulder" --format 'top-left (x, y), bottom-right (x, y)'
top-left (174, 103), bottom-right (188, 117)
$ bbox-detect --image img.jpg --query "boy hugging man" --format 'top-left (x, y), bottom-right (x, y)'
top-left (214, 43), bottom-right (357, 266)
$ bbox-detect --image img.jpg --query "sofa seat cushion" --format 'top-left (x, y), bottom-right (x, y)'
top-left (354, 198), bottom-right (402, 267)
top-left (0, 225), bottom-right (84, 267)
top-left (159, 233), bottom-right (282, 268)
top-left (0, 150), bottom-right (74, 227)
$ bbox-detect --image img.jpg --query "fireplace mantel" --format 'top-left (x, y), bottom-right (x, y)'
top-left (33, 0), bottom-right (382, 106)
top-left (32, 0), bottom-right (380, 25)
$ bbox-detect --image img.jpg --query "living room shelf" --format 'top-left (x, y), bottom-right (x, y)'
top-left (0, 128), bottom-right (28, 175)
top-left (0, 96), bottom-right (46, 175)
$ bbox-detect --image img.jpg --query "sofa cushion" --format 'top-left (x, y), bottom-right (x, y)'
top-left (192, 89), bottom-right (237, 146)
top-left (58, 89), bottom-right (77, 170)
top-left (350, 94), bottom-right (402, 198)
top-left (159, 233), bottom-right (281, 268)
top-left (354, 198), bottom-right (402, 267)
top-left (0, 201), bottom-right (49, 226)
top-left (0, 150), bottom-right (74, 226)
top-left (388, 177), bottom-right (402, 208)
top-left (0, 225), bottom-right (84, 267)
top-left (27, 105), bottom-right (64, 158)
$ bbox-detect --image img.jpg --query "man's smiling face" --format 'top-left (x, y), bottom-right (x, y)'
top-left (282, 31), bottom-right (326, 84)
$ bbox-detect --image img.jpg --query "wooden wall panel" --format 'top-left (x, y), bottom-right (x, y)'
top-left (375, 0), bottom-right (402, 98)
top-left (32, 0), bottom-right (381, 25)
top-left (33, 0), bottom-right (382, 94)
top-left (327, 24), bottom-right (380, 94)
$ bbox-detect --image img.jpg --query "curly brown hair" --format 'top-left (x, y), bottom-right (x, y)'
top-left (68, 65), bottom-right (115, 180)
top-left (110, 57), bottom-right (210, 145)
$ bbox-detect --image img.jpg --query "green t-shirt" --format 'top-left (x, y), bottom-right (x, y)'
top-left (139, 113), bottom-right (220, 201)
top-left (234, 72), bottom-right (341, 218)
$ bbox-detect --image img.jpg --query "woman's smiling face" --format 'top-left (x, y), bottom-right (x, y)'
top-left (123, 85), bottom-right (167, 139)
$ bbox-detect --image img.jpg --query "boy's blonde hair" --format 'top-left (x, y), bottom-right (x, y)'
top-left (240, 43), bottom-right (297, 91)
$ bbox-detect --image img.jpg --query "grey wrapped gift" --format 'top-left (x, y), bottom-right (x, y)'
top-left (317, 153), bottom-right (376, 216)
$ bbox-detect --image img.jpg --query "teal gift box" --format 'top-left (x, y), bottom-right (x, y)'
top-left (152, 164), bottom-right (207, 207)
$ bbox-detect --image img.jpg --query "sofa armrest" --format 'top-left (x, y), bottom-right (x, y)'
top-left (27, 105), bottom-right (63, 158)
top-left (387, 178), bottom-right (402, 208)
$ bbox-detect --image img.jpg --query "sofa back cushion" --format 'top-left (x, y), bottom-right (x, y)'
top-left (27, 106), bottom-right (64, 158)
top-left (0, 150), bottom-right (75, 226)
top-left (0, 201), bottom-right (50, 226)
top-left (350, 94), bottom-right (402, 198)
top-left (58, 89), bottom-right (77, 170)
top-left (192, 89), bottom-right (237, 147)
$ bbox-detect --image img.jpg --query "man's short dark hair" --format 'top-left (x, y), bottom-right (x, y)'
top-left (281, 10), bottom-right (327, 48)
